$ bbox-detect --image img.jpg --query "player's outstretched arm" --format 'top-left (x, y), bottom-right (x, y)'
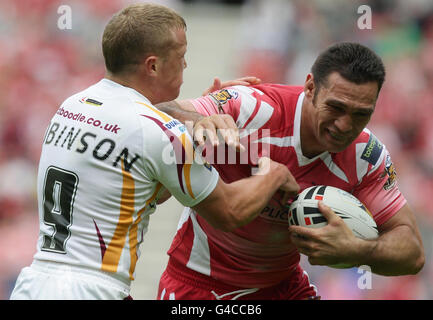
top-left (156, 75), bottom-right (260, 124)
top-left (156, 76), bottom-right (260, 151)
top-left (156, 99), bottom-right (202, 124)
top-left (193, 157), bottom-right (299, 232)
top-left (157, 100), bottom-right (243, 152)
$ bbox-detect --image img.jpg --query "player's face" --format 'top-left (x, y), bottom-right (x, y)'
top-left (305, 72), bottom-right (378, 155)
top-left (157, 28), bottom-right (187, 102)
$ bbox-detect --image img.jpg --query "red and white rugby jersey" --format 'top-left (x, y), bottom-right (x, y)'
top-left (33, 79), bottom-right (218, 286)
top-left (167, 84), bottom-right (406, 288)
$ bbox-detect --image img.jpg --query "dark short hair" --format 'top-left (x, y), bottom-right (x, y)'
top-left (102, 3), bottom-right (186, 74)
top-left (311, 42), bottom-right (386, 94)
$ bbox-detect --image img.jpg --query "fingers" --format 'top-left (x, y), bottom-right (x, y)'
top-left (220, 128), bottom-right (245, 152)
top-left (202, 77), bottom-right (222, 96)
top-left (257, 156), bottom-right (271, 174)
top-left (279, 169), bottom-right (300, 200)
top-left (257, 158), bottom-right (299, 201)
top-left (289, 225), bottom-right (316, 240)
top-left (281, 190), bottom-right (296, 206)
top-left (199, 125), bottom-right (219, 147)
top-left (258, 158), bottom-right (299, 203)
top-left (193, 116), bottom-right (219, 147)
top-left (239, 76), bottom-right (262, 85)
top-left (280, 184), bottom-right (300, 200)
top-left (317, 201), bottom-right (339, 223)
top-left (213, 77), bottom-right (222, 89)
top-left (193, 126), bottom-right (208, 147)
top-left (288, 225), bottom-right (317, 256)
top-left (216, 118), bottom-right (237, 148)
top-left (219, 76), bottom-right (262, 89)
top-left (193, 114), bottom-right (244, 151)
top-left (220, 115), bottom-right (245, 152)
top-left (237, 76), bottom-right (261, 85)
top-left (202, 76), bottom-right (262, 96)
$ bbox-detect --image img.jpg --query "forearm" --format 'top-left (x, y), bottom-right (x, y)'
top-left (223, 166), bottom-right (288, 228)
top-left (352, 224), bottom-right (424, 276)
top-left (156, 100), bottom-right (203, 124)
top-left (193, 160), bottom-right (292, 232)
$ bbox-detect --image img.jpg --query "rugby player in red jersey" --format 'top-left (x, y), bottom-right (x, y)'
top-left (156, 42), bottom-right (425, 300)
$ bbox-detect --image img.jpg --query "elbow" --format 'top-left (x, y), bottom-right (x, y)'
top-left (411, 238), bottom-right (426, 274)
top-left (402, 245), bottom-right (425, 275)
top-left (410, 250), bottom-right (425, 275)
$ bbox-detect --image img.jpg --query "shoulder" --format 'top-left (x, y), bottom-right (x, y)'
top-left (354, 128), bottom-right (385, 167)
top-left (252, 84), bottom-right (303, 105)
top-left (209, 84), bottom-right (303, 106)
top-left (215, 84), bottom-right (302, 117)
top-left (252, 84), bottom-right (303, 121)
top-left (336, 128), bottom-right (388, 183)
top-left (60, 80), bottom-right (140, 117)
top-left (136, 101), bottom-right (189, 151)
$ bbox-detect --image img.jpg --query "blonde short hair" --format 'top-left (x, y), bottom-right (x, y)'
top-left (102, 3), bottom-right (186, 74)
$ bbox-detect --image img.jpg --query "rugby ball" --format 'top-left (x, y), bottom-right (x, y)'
top-left (288, 185), bottom-right (379, 268)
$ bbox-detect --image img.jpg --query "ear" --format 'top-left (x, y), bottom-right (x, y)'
top-left (304, 73), bottom-right (316, 100)
top-left (142, 55), bottom-right (159, 77)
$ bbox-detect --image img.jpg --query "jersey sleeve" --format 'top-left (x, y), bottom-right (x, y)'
top-left (189, 86), bottom-right (243, 118)
top-left (353, 135), bottom-right (406, 226)
top-left (189, 85), bottom-right (275, 131)
top-left (140, 115), bottom-right (219, 208)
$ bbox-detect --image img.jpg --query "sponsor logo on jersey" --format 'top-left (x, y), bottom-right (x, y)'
top-left (142, 114), bottom-right (196, 198)
top-left (381, 154), bottom-right (397, 190)
top-left (56, 107), bottom-right (120, 134)
top-left (203, 161), bottom-right (212, 171)
top-left (259, 197), bottom-right (290, 224)
top-left (164, 119), bottom-right (183, 130)
top-left (260, 205), bottom-right (289, 224)
top-left (361, 134), bottom-right (383, 165)
top-left (209, 89), bottom-right (238, 107)
top-left (79, 96), bottom-right (103, 106)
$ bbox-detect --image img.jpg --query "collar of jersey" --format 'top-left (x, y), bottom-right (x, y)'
top-left (100, 78), bottom-right (152, 105)
top-left (293, 92), bottom-right (328, 166)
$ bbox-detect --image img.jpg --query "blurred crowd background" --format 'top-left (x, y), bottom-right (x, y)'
top-left (0, 0), bottom-right (432, 300)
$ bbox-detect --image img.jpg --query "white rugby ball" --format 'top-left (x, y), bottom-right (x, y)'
top-left (288, 185), bottom-right (379, 268)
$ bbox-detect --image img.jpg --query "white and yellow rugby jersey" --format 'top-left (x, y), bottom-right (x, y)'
top-left (34, 79), bottom-right (219, 285)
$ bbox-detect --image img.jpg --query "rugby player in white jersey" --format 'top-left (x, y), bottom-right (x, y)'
top-left (156, 42), bottom-right (425, 300)
top-left (10, 3), bottom-right (297, 300)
